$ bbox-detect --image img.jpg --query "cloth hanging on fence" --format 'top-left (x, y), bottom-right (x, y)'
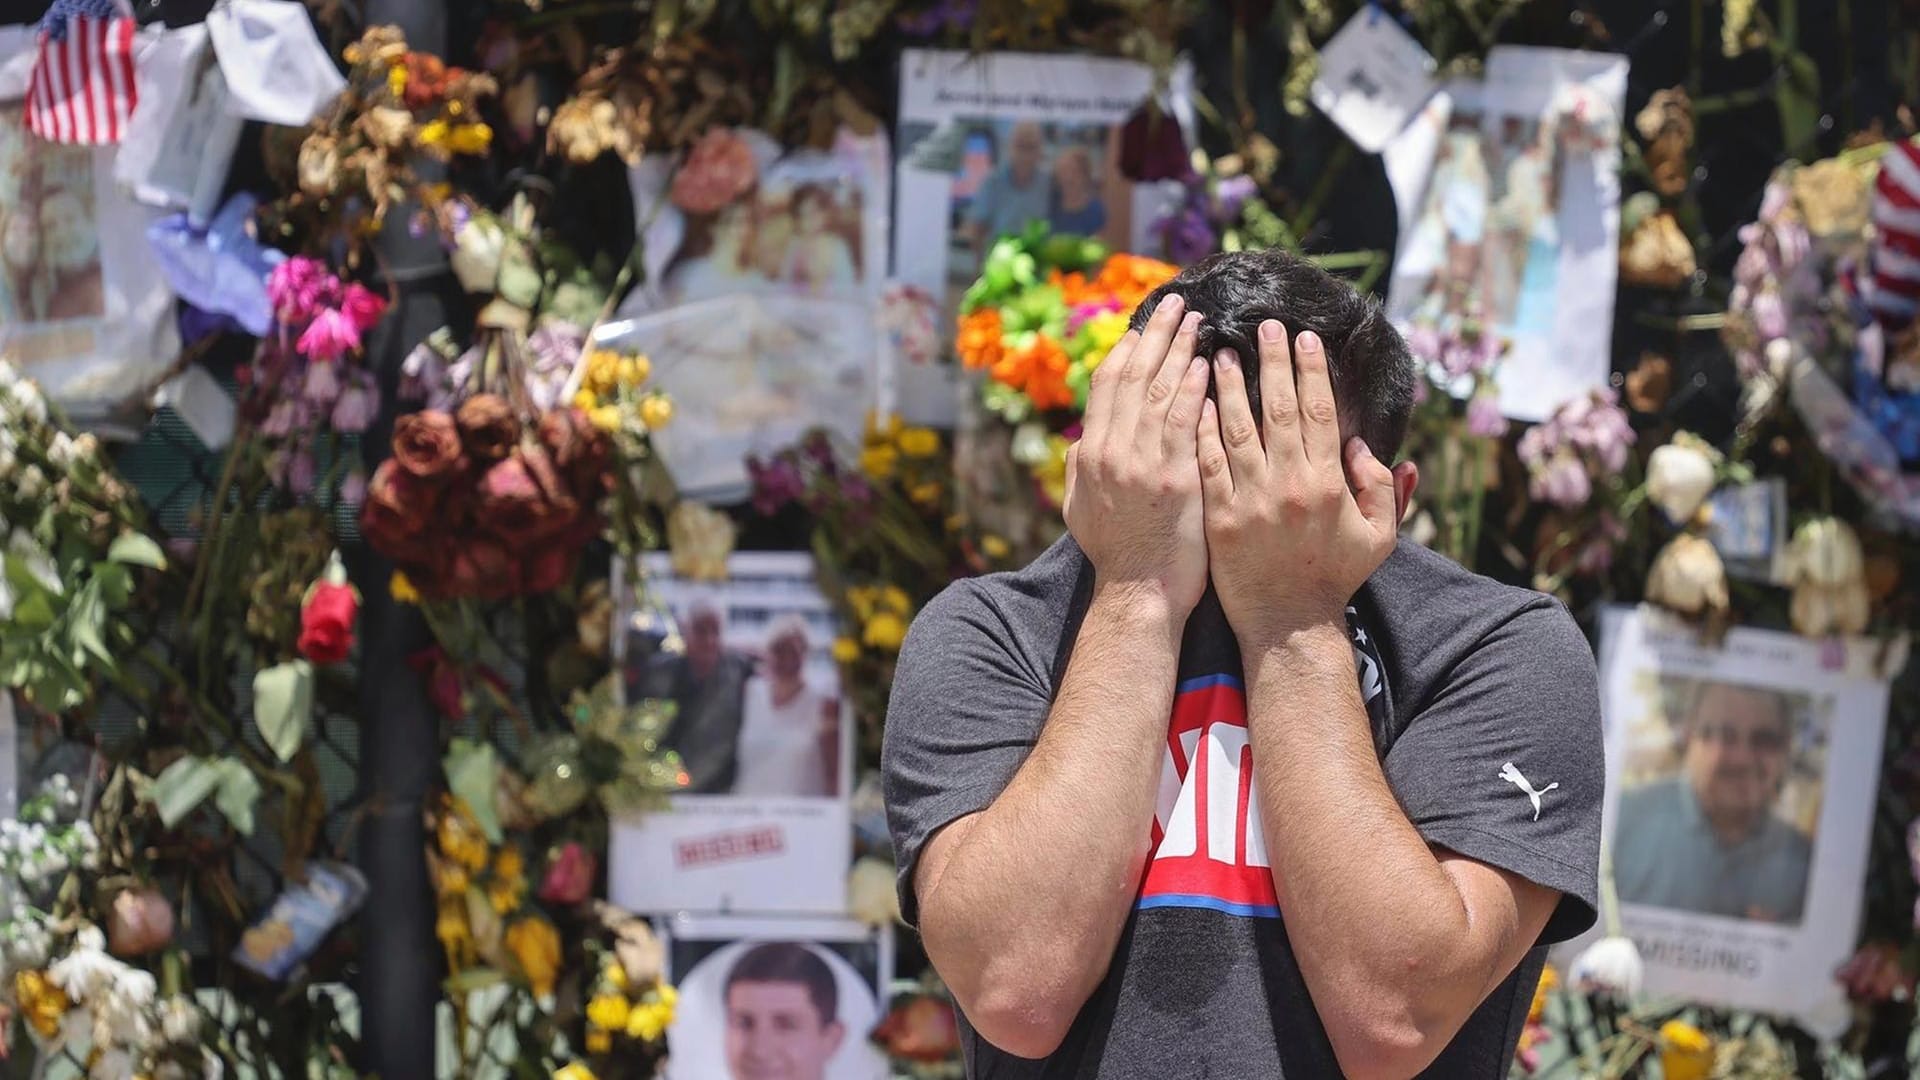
top-left (1869, 141), bottom-right (1920, 325)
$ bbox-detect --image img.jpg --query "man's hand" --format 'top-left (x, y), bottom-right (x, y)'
top-left (1197, 320), bottom-right (1400, 644)
top-left (1064, 293), bottom-right (1211, 620)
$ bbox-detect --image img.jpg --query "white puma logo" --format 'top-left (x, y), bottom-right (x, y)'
top-left (1499, 762), bottom-right (1557, 821)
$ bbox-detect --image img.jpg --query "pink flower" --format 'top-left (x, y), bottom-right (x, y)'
top-left (297, 308), bottom-right (362, 362)
top-left (340, 283), bottom-right (388, 334)
top-left (288, 446), bottom-right (317, 496)
top-left (268, 257), bottom-right (330, 325)
top-left (339, 469), bottom-right (368, 508)
top-left (1529, 450), bottom-right (1593, 508)
top-left (537, 841), bottom-right (597, 905)
top-left (331, 371), bottom-right (379, 433)
top-left (303, 359), bottom-right (342, 404)
top-left (261, 399), bottom-right (305, 438)
top-left (1465, 393), bottom-right (1509, 438)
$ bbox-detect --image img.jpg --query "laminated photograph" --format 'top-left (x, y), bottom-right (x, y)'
top-left (591, 294), bottom-right (875, 502)
top-left (658, 913), bottom-right (892, 1080)
top-left (893, 48), bottom-right (1179, 424)
top-left (1585, 606), bottom-right (1895, 1035)
top-left (1386, 47), bottom-right (1627, 422)
top-left (609, 553), bottom-right (853, 915)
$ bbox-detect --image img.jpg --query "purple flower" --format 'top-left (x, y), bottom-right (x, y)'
top-left (1529, 451), bottom-right (1593, 508)
top-left (802, 432), bottom-right (839, 472)
top-left (288, 446), bottom-right (317, 497)
top-left (748, 455), bottom-right (805, 516)
top-left (399, 341), bottom-right (446, 403)
top-left (339, 469), bottom-right (368, 508)
top-left (261, 399), bottom-right (305, 438)
top-left (1152, 205), bottom-right (1216, 265)
top-left (897, 0), bottom-right (976, 36)
top-left (331, 371), bottom-right (379, 433)
top-left (303, 359), bottom-right (342, 405)
top-left (1465, 393), bottom-right (1509, 438)
top-left (1751, 290), bottom-right (1788, 341)
top-left (1214, 175), bottom-right (1258, 221)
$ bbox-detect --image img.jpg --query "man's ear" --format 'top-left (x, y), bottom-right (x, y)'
top-left (824, 1020), bottom-right (846, 1055)
top-left (1391, 461), bottom-right (1420, 526)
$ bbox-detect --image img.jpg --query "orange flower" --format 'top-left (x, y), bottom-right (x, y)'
top-left (956, 309), bottom-right (1006, 371)
top-left (1049, 268), bottom-right (1097, 306)
top-left (1096, 254), bottom-right (1180, 310)
top-left (993, 334), bottom-right (1075, 411)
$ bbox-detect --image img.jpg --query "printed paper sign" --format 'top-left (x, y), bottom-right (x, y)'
top-left (1311, 9), bottom-right (1438, 153)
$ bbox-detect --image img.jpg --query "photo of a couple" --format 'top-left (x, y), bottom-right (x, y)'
top-left (949, 118), bottom-right (1130, 274)
top-left (664, 180), bottom-right (865, 303)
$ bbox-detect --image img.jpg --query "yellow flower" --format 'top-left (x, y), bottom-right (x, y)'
top-left (489, 847), bottom-right (527, 914)
top-left (865, 410), bottom-right (903, 445)
top-left (387, 64), bottom-right (407, 98)
top-left (589, 406), bottom-right (622, 434)
top-left (845, 586), bottom-right (878, 622)
top-left (586, 992), bottom-right (631, 1033)
top-left (506, 917), bottom-right (561, 999)
top-left (437, 799), bottom-right (490, 872)
top-left (640, 395), bottom-right (674, 430)
top-left (585, 1029), bottom-right (611, 1053)
top-left (435, 895), bottom-right (473, 965)
top-left (896, 426), bottom-right (940, 458)
top-left (617, 354), bottom-right (652, 387)
top-left (859, 444), bottom-right (898, 480)
top-left (572, 388), bottom-right (598, 412)
top-left (1659, 1020), bottom-right (1714, 1080)
top-left (430, 855), bottom-right (470, 897)
top-left (390, 570), bottom-right (421, 605)
top-left (447, 122), bottom-right (493, 155)
top-left (980, 534), bottom-right (1011, 560)
top-left (603, 959), bottom-right (629, 991)
top-left (584, 349), bottom-right (621, 395)
top-left (625, 990), bottom-right (676, 1042)
top-left (831, 636), bottom-right (861, 664)
top-left (863, 611), bottom-right (907, 652)
top-left (15, 969), bottom-right (69, 1038)
top-left (1080, 310), bottom-right (1130, 365)
top-left (907, 480), bottom-right (943, 507)
top-left (555, 1064), bottom-right (599, 1080)
top-left (879, 585), bottom-right (912, 614)
top-left (1528, 965), bottom-right (1558, 1023)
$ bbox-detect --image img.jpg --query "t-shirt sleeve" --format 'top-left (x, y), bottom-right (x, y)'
top-left (881, 580), bottom-right (1054, 926)
top-left (1382, 599), bottom-right (1603, 944)
top-left (964, 174), bottom-right (999, 227)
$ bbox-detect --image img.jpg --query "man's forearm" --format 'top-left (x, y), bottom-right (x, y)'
top-left (1243, 621), bottom-right (1487, 1074)
top-left (919, 586), bottom-right (1182, 1048)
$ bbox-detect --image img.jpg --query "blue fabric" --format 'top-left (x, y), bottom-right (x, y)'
top-left (148, 193), bottom-right (285, 337)
top-left (39, 0), bottom-right (122, 40)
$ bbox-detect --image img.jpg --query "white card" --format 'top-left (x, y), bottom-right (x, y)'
top-left (1310, 9), bottom-right (1438, 153)
top-left (153, 364), bottom-right (237, 450)
top-left (1708, 477), bottom-right (1790, 584)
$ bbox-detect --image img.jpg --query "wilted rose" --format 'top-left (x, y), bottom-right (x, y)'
top-left (297, 136), bottom-right (341, 197)
top-left (873, 995), bottom-right (961, 1063)
top-left (521, 545), bottom-right (574, 594)
top-left (456, 394), bottom-right (520, 463)
top-left (669, 127), bottom-right (758, 214)
top-left (444, 537), bottom-right (517, 600)
top-left (537, 407), bottom-right (609, 495)
top-left (360, 460), bottom-right (441, 557)
top-left (536, 842), bottom-right (596, 906)
top-left (392, 411), bottom-right (466, 480)
top-left (107, 888), bottom-right (175, 958)
top-left (477, 448), bottom-right (577, 547)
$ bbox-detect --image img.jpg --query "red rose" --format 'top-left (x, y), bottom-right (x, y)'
top-left (537, 407), bottom-right (610, 498)
top-left (392, 411), bottom-right (467, 480)
top-left (476, 449), bottom-right (576, 547)
top-left (456, 394), bottom-right (520, 463)
top-left (444, 537), bottom-right (517, 600)
top-left (521, 545), bottom-right (574, 594)
top-left (298, 580), bottom-right (360, 664)
top-left (536, 842), bottom-right (596, 906)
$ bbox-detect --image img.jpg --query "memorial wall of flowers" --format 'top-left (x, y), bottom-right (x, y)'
top-left (1, 0), bottom-right (1918, 1076)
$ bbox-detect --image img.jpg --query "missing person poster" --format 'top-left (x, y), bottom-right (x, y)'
top-left (1385, 47), bottom-right (1626, 423)
top-left (608, 553), bottom-right (853, 915)
top-left (1592, 606), bottom-right (1895, 1034)
top-left (893, 49), bottom-right (1171, 424)
top-left (659, 913), bottom-right (892, 1080)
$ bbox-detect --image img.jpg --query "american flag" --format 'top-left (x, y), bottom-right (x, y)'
top-left (1870, 141), bottom-right (1920, 326)
top-left (24, 0), bottom-right (138, 146)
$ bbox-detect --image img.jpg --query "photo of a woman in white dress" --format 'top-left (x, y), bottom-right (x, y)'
top-left (732, 615), bottom-right (841, 798)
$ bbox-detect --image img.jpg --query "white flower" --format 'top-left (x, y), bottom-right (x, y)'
top-left (1646, 533), bottom-right (1729, 617)
top-left (159, 995), bottom-right (199, 1043)
top-left (1568, 935), bottom-right (1644, 997)
top-left (1008, 420), bottom-right (1051, 466)
top-left (15, 464), bottom-right (45, 501)
top-left (1785, 517), bottom-right (1870, 637)
top-left (847, 856), bottom-right (900, 928)
top-left (5, 377), bottom-right (45, 425)
top-left (449, 215), bottom-right (508, 293)
top-left (1645, 433), bottom-right (1719, 524)
top-left (45, 431), bottom-right (74, 469)
top-left (49, 925), bottom-right (119, 1003)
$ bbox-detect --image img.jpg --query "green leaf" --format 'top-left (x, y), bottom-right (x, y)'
top-left (92, 561), bottom-right (133, 607)
top-left (149, 756), bottom-right (222, 829)
top-left (11, 589), bottom-right (55, 632)
top-left (443, 967), bottom-right (508, 994)
top-left (444, 738), bottom-right (503, 843)
top-left (253, 660), bottom-right (315, 763)
top-left (496, 244), bottom-right (544, 311)
top-left (69, 579), bottom-right (113, 668)
top-left (1774, 50), bottom-right (1821, 155)
top-left (106, 533), bottom-right (167, 570)
top-left (208, 760), bottom-right (261, 837)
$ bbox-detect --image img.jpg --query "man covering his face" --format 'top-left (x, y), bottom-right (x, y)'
top-left (1614, 681), bottom-right (1813, 923)
top-left (723, 943), bottom-right (846, 1080)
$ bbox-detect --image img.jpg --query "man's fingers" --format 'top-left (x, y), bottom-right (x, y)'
top-left (1345, 437), bottom-right (1398, 540)
top-left (1294, 329), bottom-right (1342, 466)
top-left (1140, 310), bottom-right (1203, 436)
top-left (1114, 300), bottom-right (1194, 440)
top-left (1061, 439), bottom-right (1079, 521)
top-left (1162, 354), bottom-right (1209, 459)
top-left (1255, 319), bottom-right (1302, 470)
top-left (1081, 329), bottom-right (1139, 452)
top-left (1212, 349), bottom-right (1267, 485)
top-left (1197, 398), bottom-right (1233, 505)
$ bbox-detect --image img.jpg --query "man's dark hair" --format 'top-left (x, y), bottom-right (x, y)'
top-left (725, 942), bottom-right (838, 1027)
top-left (1127, 250), bottom-right (1419, 460)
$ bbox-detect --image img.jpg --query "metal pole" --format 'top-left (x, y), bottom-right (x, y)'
top-left (353, 0), bottom-right (451, 1074)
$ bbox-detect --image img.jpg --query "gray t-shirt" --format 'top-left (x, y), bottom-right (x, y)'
top-left (883, 536), bottom-right (1603, 1078)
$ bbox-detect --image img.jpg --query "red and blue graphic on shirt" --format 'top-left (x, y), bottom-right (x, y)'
top-left (1139, 673), bottom-right (1279, 919)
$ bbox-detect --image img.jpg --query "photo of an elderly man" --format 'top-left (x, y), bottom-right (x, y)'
top-left (1613, 680), bottom-right (1816, 924)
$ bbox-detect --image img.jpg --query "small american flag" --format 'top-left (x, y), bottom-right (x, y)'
top-left (25, 0), bottom-right (138, 146)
